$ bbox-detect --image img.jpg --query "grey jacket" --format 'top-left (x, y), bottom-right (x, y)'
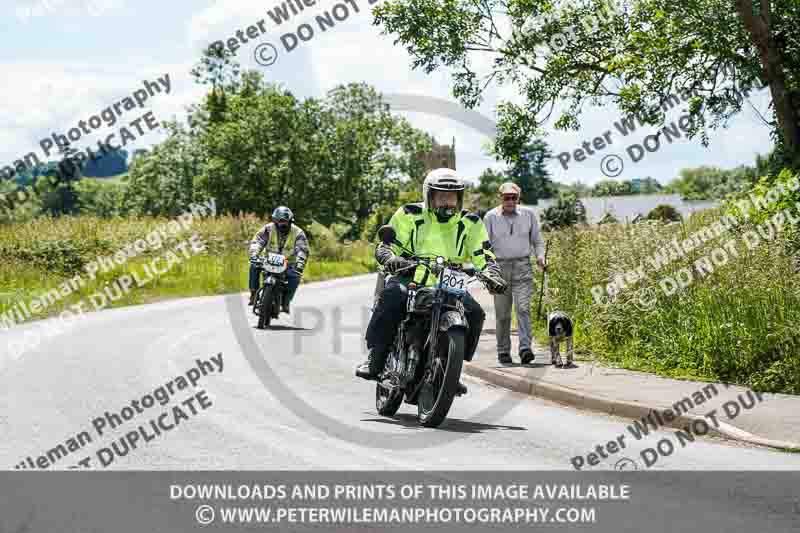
top-left (249, 223), bottom-right (310, 272)
top-left (483, 205), bottom-right (545, 260)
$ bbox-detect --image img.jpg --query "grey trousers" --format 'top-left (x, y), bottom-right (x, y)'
top-left (493, 257), bottom-right (534, 355)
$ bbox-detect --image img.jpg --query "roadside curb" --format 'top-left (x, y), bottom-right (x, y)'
top-left (463, 363), bottom-right (800, 452)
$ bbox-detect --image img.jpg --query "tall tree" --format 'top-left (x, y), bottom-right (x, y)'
top-left (196, 79), bottom-right (433, 229)
top-left (734, 0), bottom-right (800, 166)
top-left (508, 140), bottom-right (557, 204)
top-left (541, 192), bottom-right (587, 229)
top-left (190, 45), bottom-right (242, 128)
top-left (319, 82), bottom-right (432, 233)
top-left (474, 167), bottom-right (507, 209)
top-left (124, 121), bottom-right (205, 216)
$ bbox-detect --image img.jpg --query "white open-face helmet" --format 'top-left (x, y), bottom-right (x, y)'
top-left (422, 168), bottom-right (465, 222)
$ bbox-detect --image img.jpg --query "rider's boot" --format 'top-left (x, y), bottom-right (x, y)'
top-left (248, 290), bottom-right (257, 306)
top-left (282, 284), bottom-right (294, 313)
top-left (355, 345), bottom-right (387, 381)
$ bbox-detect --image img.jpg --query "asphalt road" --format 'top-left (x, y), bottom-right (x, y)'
top-left (2, 273), bottom-right (800, 471)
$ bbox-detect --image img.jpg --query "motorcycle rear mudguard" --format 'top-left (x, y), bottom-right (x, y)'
top-left (439, 310), bottom-right (468, 332)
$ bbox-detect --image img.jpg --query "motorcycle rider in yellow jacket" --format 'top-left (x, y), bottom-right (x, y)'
top-left (355, 168), bottom-right (508, 396)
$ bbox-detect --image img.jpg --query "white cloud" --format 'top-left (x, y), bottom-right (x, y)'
top-left (0, 60), bottom-right (202, 167)
top-left (12, 0), bottom-right (126, 22)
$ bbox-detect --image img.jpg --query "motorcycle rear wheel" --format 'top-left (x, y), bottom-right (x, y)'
top-left (417, 329), bottom-right (464, 428)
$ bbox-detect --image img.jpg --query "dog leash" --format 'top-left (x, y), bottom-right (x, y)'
top-left (536, 238), bottom-right (550, 322)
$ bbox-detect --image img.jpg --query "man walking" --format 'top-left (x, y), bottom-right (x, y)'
top-left (483, 182), bottom-right (546, 365)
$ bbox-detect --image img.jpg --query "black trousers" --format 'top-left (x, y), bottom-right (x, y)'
top-left (365, 277), bottom-right (486, 362)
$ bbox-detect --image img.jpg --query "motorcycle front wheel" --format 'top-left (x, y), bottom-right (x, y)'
top-left (376, 380), bottom-right (403, 416)
top-left (417, 329), bottom-right (465, 428)
top-left (257, 286), bottom-right (272, 329)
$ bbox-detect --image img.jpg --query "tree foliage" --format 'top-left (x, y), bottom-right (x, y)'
top-left (663, 164), bottom-right (759, 200)
top-left (74, 178), bottom-right (128, 217)
top-left (646, 204), bottom-right (683, 222)
top-left (591, 176), bottom-right (662, 196)
top-left (597, 211), bottom-right (619, 224)
top-left (508, 139), bottom-right (558, 204)
top-left (373, 0), bottom-right (800, 170)
top-left (541, 192), bottom-right (587, 229)
top-left (474, 167), bottom-right (507, 209)
top-left (124, 120), bottom-right (205, 217)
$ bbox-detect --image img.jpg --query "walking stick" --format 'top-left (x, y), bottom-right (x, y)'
top-left (536, 239), bottom-right (550, 322)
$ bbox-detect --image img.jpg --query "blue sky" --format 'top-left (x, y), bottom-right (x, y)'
top-left (1, 0), bottom-right (776, 186)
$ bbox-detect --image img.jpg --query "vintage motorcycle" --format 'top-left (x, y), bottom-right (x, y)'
top-left (252, 252), bottom-right (290, 329)
top-left (373, 225), bottom-right (495, 428)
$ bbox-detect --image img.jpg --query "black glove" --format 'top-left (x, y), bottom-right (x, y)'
top-left (481, 269), bottom-right (508, 295)
top-left (385, 255), bottom-right (415, 274)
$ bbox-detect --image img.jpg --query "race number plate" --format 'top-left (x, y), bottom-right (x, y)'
top-left (263, 253), bottom-right (287, 273)
top-left (440, 268), bottom-right (469, 291)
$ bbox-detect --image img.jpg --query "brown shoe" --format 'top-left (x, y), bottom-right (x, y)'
top-left (248, 291), bottom-right (257, 306)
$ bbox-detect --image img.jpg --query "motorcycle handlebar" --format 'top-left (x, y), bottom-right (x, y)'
top-left (391, 257), bottom-right (479, 279)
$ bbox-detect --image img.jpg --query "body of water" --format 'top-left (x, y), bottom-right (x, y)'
top-left (531, 194), bottom-right (719, 223)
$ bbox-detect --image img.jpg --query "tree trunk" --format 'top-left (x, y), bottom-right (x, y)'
top-left (735, 0), bottom-right (800, 167)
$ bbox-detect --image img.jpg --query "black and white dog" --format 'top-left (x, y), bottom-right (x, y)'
top-left (547, 311), bottom-right (574, 368)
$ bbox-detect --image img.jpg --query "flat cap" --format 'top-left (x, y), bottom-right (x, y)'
top-left (499, 182), bottom-right (521, 195)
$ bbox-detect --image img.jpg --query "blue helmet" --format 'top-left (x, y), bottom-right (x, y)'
top-left (272, 206), bottom-right (294, 233)
top-left (272, 206), bottom-right (294, 223)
